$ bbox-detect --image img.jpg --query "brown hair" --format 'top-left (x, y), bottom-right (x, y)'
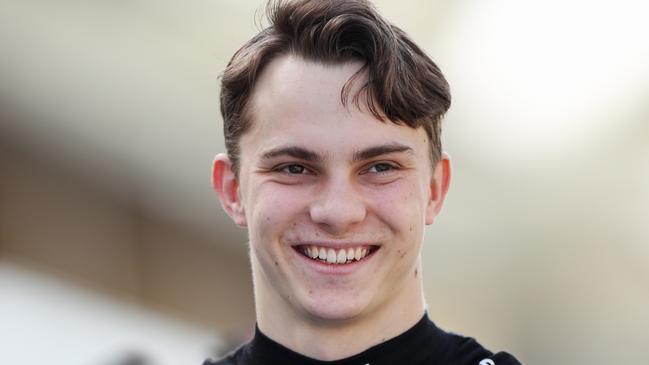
top-left (220, 0), bottom-right (451, 175)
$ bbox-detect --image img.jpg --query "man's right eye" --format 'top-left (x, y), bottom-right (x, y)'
top-left (279, 164), bottom-right (307, 174)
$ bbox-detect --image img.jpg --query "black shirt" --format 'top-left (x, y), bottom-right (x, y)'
top-left (204, 314), bottom-right (522, 365)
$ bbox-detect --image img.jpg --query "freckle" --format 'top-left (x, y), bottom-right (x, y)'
top-left (266, 216), bottom-right (270, 222)
top-left (409, 226), bottom-right (413, 232)
top-left (400, 251), bottom-right (406, 258)
top-left (309, 290), bottom-right (313, 294)
top-left (274, 261), bottom-right (279, 266)
top-left (414, 268), bottom-right (418, 278)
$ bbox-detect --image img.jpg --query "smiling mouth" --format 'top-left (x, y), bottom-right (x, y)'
top-left (295, 245), bottom-right (379, 265)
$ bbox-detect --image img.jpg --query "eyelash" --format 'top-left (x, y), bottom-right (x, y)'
top-left (277, 163), bottom-right (311, 175)
top-left (365, 162), bottom-right (397, 174)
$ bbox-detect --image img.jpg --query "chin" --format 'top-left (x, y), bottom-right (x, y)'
top-left (299, 289), bottom-right (372, 323)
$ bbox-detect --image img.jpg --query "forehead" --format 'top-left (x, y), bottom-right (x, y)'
top-left (251, 54), bottom-right (364, 119)
top-left (241, 55), bottom-right (427, 159)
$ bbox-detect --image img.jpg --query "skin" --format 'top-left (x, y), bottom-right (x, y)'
top-left (213, 54), bottom-right (451, 360)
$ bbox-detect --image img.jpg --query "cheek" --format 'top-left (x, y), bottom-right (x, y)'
top-left (247, 183), bottom-right (311, 242)
top-left (370, 181), bottom-right (427, 234)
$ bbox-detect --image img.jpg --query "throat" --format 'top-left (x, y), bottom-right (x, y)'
top-left (254, 308), bottom-right (429, 362)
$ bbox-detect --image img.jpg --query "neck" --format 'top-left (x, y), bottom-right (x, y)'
top-left (254, 263), bottom-right (426, 361)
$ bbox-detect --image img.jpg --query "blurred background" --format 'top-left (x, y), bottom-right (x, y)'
top-left (1, 0), bottom-right (647, 364)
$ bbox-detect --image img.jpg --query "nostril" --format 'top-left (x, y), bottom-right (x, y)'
top-left (308, 180), bottom-right (367, 228)
top-left (309, 202), bottom-right (367, 232)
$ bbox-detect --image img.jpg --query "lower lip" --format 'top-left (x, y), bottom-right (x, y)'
top-left (291, 247), bottom-right (378, 275)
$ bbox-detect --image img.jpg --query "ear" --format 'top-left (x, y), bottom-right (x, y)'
top-left (212, 153), bottom-right (247, 227)
top-left (425, 152), bottom-right (451, 225)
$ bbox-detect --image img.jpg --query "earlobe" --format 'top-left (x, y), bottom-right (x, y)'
top-left (212, 153), bottom-right (247, 227)
top-left (425, 152), bottom-right (451, 225)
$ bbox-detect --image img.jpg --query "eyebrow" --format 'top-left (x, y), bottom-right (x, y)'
top-left (260, 142), bottom-right (413, 163)
top-left (260, 146), bottom-right (324, 162)
top-left (352, 142), bottom-right (413, 162)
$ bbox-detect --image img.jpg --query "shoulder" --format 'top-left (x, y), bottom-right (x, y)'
top-left (432, 325), bottom-right (523, 365)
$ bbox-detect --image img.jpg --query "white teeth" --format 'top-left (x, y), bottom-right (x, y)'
top-left (336, 250), bottom-right (346, 264)
top-left (302, 245), bottom-right (373, 264)
top-left (354, 247), bottom-right (362, 261)
top-left (326, 249), bottom-right (337, 263)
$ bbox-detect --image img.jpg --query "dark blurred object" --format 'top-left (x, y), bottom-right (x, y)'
top-left (108, 352), bottom-right (151, 365)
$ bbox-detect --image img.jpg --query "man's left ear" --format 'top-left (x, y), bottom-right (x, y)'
top-left (425, 152), bottom-right (451, 225)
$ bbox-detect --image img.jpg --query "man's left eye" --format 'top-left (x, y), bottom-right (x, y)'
top-left (367, 163), bottom-right (395, 173)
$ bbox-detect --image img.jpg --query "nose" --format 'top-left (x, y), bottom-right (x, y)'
top-left (309, 175), bottom-right (367, 234)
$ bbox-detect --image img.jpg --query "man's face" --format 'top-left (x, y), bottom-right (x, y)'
top-left (231, 55), bottom-right (445, 322)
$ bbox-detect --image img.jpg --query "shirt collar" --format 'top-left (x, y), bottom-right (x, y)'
top-left (244, 313), bottom-right (446, 365)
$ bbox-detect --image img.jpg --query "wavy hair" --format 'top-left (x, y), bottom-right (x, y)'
top-left (220, 0), bottom-right (451, 175)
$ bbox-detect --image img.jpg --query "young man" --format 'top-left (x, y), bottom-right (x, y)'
top-left (208, 0), bottom-right (522, 364)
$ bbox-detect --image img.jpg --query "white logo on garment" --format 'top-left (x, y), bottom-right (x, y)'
top-left (479, 360), bottom-right (495, 365)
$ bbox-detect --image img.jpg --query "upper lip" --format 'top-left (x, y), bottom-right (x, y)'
top-left (290, 241), bottom-right (379, 249)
